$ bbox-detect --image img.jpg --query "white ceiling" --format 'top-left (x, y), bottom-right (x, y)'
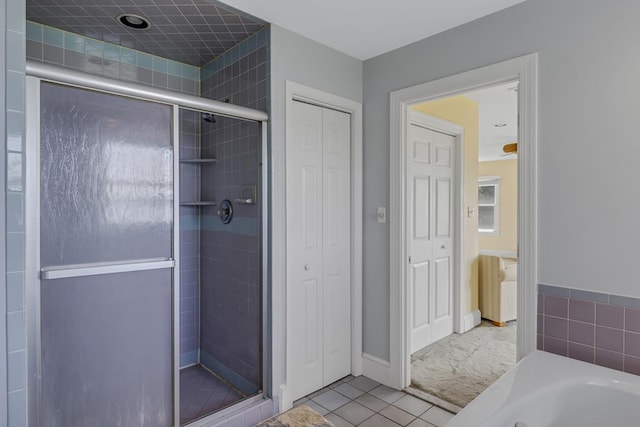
top-left (465, 82), bottom-right (518, 162)
top-left (217, 0), bottom-right (527, 60)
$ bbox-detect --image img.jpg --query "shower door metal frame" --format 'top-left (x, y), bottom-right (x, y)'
top-left (24, 62), bottom-right (271, 427)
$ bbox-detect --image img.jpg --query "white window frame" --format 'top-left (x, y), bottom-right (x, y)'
top-left (478, 176), bottom-right (500, 234)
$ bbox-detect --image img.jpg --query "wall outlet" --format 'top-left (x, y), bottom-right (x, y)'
top-left (377, 207), bottom-right (386, 223)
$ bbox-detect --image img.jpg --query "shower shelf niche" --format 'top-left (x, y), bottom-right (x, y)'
top-left (179, 156), bottom-right (217, 206)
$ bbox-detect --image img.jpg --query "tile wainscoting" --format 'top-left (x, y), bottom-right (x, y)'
top-left (538, 284), bottom-right (640, 375)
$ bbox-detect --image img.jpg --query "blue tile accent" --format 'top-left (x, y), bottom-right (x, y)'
top-left (540, 284), bottom-right (640, 310)
top-left (6, 233), bottom-right (24, 272)
top-left (180, 350), bottom-right (199, 367)
top-left (42, 25), bottom-right (63, 48)
top-left (152, 55), bottom-right (168, 74)
top-left (570, 288), bottom-right (609, 304)
top-left (610, 295), bottom-right (640, 310)
top-left (7, 110), bottom-right (23, 152)
top-left (167, 60), bottom-right (182, 77)
top-left (120, 47), bottom-right (136, 65)
top-left (63, 32), bottom-right (84, 53)
top-left (200, 215), bottom-right (259, 236)
top-left (7, 312), bottom-right (25, 352)
top-left (102, 43), bottom-right (120, 61)
top-left (6, 193), bottom-right (23, 233)
top-left (137, 52), bottom-right (153, 70)
top-left (538, 284), bottom-right (571, 297)
top-left (26, 21), bottom-right (42, 42)
top-left (84, 38), bottom-right (102, 57)
top-left (8, 350), bottom-right (26, 392)
top-left (200, 350), bottom-right (258, 395)
top-left (8, 390), bottom-right (26, 427)
top-left (6, 272), bottom-right (24, 313)
top-left (7, 70), bottom-right (24, 111)
top-left (6, 0), bottom-right (25, 33)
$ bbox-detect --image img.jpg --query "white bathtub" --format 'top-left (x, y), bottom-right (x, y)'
top-left (447, 350), bottom-right (640, 427)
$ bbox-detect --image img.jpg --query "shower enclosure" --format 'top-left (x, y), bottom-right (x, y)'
top-left (25, 62), bottom-right (268, 427)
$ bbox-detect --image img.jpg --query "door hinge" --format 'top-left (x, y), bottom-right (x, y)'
top-left (408, 256), bottom-right (412, 264)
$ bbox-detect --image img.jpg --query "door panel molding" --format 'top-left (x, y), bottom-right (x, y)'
top-left (282, 82), bottom-right (363, 411)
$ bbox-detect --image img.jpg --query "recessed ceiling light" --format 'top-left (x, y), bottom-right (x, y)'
top-left (117, 14), bottom-right (151, 30)
top-left (494, 123), bottom-right (507, 127)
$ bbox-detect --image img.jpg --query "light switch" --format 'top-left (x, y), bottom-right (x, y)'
top-left (377, 207), bottom-right (386, 223)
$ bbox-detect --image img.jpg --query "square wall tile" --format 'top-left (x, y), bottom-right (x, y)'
top-left (568, 342), bottom-right (594, 364)
top-left (624, 331), bottom-right (640, 357)
top-left (595, 348), bottom-right (623, 371)
top-left (568, 320), bottom-right (594, 346)
top-left (8, 390), bottom-right (26, 427)
top-left (595, 326), bottom-right (623, 352)
top-left (625, 308), bottom-right (640, 333)
top-left (596, 303), bottom-right (624, 329)
top-left (544, 295), bottom-right (568, 318)
top-left (544, 316), bottom-right (567, 340)
top-left (569, 299), bottom-right (594, 323)
top-left (7, 311), bottom-right (26, 352)
top-left (8, 350), bottom-right (26, 392)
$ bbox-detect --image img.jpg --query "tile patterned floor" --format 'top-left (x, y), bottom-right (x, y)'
top-left (294, 376), bottom-right (455, 427)
top-left (180, 364), bottom-right (244, 425)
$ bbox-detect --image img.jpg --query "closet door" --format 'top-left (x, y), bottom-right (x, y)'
top-left (287, 101), bottom-right (351, 400)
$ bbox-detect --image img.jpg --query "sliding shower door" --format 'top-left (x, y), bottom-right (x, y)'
top-left (37, 82), bottom-right (175, 426)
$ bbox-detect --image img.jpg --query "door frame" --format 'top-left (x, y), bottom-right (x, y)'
top-left (389, 54), bottom-right (538, 389)
top-left (281, 81), bottom-right (363, 409)
top-left (406, 110), bottom-right (464, 355)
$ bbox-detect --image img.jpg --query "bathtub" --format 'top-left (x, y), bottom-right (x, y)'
top-left (447, 350), bottom-right (640, 427)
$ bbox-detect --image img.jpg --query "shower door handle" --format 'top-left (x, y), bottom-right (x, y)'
top-left (40, 258), bottom-right (175, 280)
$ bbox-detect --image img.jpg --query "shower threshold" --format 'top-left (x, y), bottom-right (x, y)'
top-left (180, 364), bottom-right (246, 425)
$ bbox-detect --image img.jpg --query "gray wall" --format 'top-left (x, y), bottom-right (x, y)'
top-left (4, 0), bottom-right (26, 425)
top-left (362, 0), bottom-right (640, 361)
top-left (269, 24), bottom-right (362, 398)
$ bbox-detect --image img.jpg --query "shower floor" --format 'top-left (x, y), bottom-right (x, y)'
top-left (180, 364), bottom-right (244, 425)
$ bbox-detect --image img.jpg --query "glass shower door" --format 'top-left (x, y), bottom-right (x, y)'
top-left (38, 82), bottom-right (175, 426)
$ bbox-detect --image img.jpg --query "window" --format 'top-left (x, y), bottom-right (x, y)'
top-left (478, 177), bottom-right (500, 234)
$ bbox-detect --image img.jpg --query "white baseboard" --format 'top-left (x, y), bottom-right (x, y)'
top-left (362, 353), bottom-right (397, 388)
top-left (463, 309), bottom-right (481, 332)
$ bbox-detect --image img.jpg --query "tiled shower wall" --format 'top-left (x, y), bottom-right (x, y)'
top-left (538, 284), bottom-right (640, 375)
top-left (179, 109), bottom-right (202, 367)
top-left (197, 28), bottom-right (268, 394)
top-left (25, 21), bottom-right (200, 95)
top-left (5, 0), bottom-right (27, 425)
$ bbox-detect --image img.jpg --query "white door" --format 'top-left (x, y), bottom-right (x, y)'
top-left (287, 100), bottom-right (351, 400)
top-left (408, 110), bottom-right (455, 354)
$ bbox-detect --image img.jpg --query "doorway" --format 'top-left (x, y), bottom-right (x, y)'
top-left (387, 54), bottom-right (538, 398)
top-left (406, 81), bottom-right (519, 410)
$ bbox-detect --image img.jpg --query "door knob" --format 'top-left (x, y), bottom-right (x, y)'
top-left (304, 264), bottom-right (310, 271)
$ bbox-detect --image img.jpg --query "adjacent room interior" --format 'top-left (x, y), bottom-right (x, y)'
top-left (406, 81), bottom-right (519, 411)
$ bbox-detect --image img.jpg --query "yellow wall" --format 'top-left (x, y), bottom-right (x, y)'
top-left (479, 159), bottom-right (518, 253)
top-left (412, 96), bottom-right (479, 315)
